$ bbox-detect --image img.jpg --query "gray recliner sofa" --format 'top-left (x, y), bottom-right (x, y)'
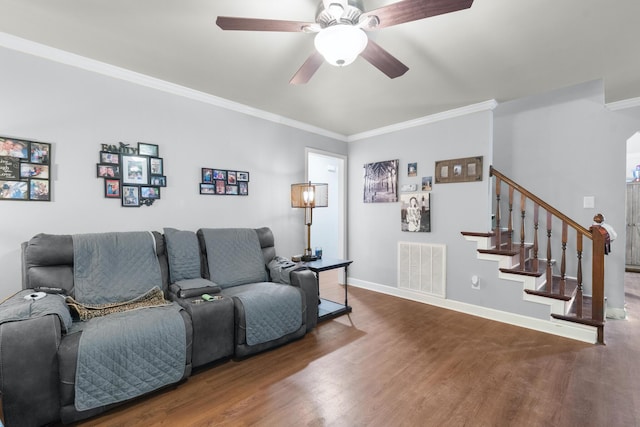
top-left (0, 227), bottom-right (318, 427)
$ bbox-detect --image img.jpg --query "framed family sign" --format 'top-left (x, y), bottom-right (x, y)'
top-left (435, 156), bottom-right (483, 184)
top-left (0, 136), bottom-right (52, 201)
top-left (96, 142), bottom-right (167, 207)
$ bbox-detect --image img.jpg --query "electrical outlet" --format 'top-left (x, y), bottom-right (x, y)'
top-left (471, 275), bottom-right (480, 290)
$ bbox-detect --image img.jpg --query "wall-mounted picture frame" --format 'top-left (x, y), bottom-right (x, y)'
top-left (29, 179), bottom-right (50, 201)
top-left (408, 162), bottom-right (417, 177)
top-left (149, 157), bottom-right (163, 175)
top-left (97, 164), bottom-right (120, 178)
top-left (122, 185), bottom-right (140, 207)
top-left (435, 156), bottom-right (483, 184)
top-left (0, 180), bottom-right (28, 200)
top-left (239, 181), bottom-right (248, 195)
top-left (213, 169), bottom-right (226, 181)
top-left (105, 178), bottom-right (120, 198)
top-left (200, 183), bottom-right (215, 195)
top-left (400, 192), bottom-right (431, 232)
top-left (200, 167), bottom-right (250, 196)
top-left (141, 186), bottom-right (160, 199)
top-left (150, 176), bottom-right (166, 187)
top-left (121, 155), bottom-right (149, 185)
top-left (137, 142), bottom-right (159, 157)
top-left (100, 151), bottom-right (119, 164)
top-left (363, 159), bottom-right (398, 203)
top-left (202, 168), bottom-right (213, 183)
top-left (1, 136), bottom-right (52, 202)
top-left (422, 176), bottom-right (433, 191)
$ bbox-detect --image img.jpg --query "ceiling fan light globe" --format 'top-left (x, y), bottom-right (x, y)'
top-left (314, 24), bottom-right (368, 67)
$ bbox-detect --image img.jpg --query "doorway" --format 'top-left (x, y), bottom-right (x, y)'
top-left (306, 149), bottom-right (347, 265)
top-left (626, 132), bottom-right (640, 271)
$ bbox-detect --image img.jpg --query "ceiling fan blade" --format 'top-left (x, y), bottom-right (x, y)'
top-left (362, 0), bottom-right (473, 30)
top-left (216, 16), bottom-right (316, 32)
top-left (290, 51), bottom-right (325, 85)
top-left (360, 40), bottom-right (409, 79)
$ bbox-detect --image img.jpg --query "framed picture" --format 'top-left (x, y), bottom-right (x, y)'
top-left (104, 178), bottom-right (120, 198)
top-left (435, 156), bottom-right (483, 184)
top-left (200, 183), bottom-right (215, 195)
top-left (150, 175), bottom-right (167, 187)
top-left (202, 168), bottom-right (213, 183)
top-left (149, 157), bottom-right (163, 175)
top-left (215, 180), bottom-right (226, 194)
top-left (97, 164), bottom-right (120, 178)
top-left (0, 180), bottom-right (28, 200)
top-left (141, 186), bottom-right (160, 199)
top-left (121, 155), bottom-right (149, 185)
top-left (122, 185), bottom-right (140, 207)
top-left (239, 181), bottom-right (248, 195)
top-left (237, 171), bottom-right (249, 182)
top-left (400, 193), bottom-right (431, 232)
top-left (213, 169), bottom-right (226, 181)
top-left (0, 157), bottom-right (20, 180)
top-left (100, 151), bottom-right (119, 164)
top-left (422, 176), bottom-right (433, 191)
top-left (227, 171), bottom-right (237, 184)
top-left (30, 143), bottom-right (50, 164)
top-left (226, 185), bottom-right (239, 195)
top-left (0, 138), bottom-right (28, 159)
top-left (408, 162), bottom-right (417, 177)
top-left (363, 159), bottom-right (398, 203)
top-left (1, 136), bottom-right (53, 203)
top-left (138, 142), bottom-right (159, 157)
top-left (29, 179), bottom-right (50, 201)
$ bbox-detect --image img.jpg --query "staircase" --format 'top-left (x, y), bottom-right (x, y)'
top-left (462, 167), bottom-right (606, 344)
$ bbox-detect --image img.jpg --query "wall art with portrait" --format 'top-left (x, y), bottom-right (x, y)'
top-left (0, 135), bottom-right (51, 201)
top-left (400, 192), bottom-right (431, 232)
top-left (363, 159), bottom-right (398, 203)
top-left (200, 168), bottom-right (249, 196)
top-left (97, 142), bottom-right (166, 207)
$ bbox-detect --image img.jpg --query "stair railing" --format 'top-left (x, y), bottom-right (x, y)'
top-left (490, 166), bottom-right (606, 344)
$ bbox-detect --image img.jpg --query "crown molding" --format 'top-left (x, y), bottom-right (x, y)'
top-left (0, 32), bottom-right (348, 142)
top-left (347, 99), bottom-right (499, 142)
top-left (606, 97), bottom-right (640, 112)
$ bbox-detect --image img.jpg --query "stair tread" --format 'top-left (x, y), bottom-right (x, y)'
top-left (479, 243), bottom-right (533, 257)
top-left (499, 258), bottom-right (545, 277)
top-left (524, 276), bottom-right (578, 300)
top-left (552, 297), bottom-right (604, 327)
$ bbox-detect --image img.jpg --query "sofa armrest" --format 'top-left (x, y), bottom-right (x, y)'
top-left (0, 314), bottom-right (62, 427)
top-left (289, 269), bottom-right (319, 331)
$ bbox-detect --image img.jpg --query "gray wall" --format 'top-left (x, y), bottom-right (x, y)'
top-left (494, 80), bottom-right (640, 314)
top-left (0, 46), bottom-right (347, 297)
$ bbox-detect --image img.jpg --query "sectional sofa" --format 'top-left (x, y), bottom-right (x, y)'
top-left (0, 227), bottom-right (317, 427)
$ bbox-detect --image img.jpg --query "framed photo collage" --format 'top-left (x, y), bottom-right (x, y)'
top-left (200, 168), bottom-right (249, 196)
top-left (0, 136), bottom-right (51, 201)
top-left (97, 142), bottom-right (166, 207)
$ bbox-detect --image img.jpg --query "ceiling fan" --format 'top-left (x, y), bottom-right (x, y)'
top-left (216, 0), bottom-right (474, 84)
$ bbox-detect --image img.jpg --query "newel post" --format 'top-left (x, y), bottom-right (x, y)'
top-left (590, 225), bottom-right (606, 344)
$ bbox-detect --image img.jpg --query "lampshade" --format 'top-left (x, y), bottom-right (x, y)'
top-left (314, 24), bottom-right (368, 67)
top-left (291, 182), bottom-right (328, 208)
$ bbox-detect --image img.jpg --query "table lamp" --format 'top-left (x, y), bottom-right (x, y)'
top-left (291, 181), bottom-right (328, 261)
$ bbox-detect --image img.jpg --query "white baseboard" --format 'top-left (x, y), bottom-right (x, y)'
top-left (348, 278), bottom-right (598, 344)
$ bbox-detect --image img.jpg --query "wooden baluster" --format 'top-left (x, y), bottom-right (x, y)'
top-left (560, 222), bottom-right (567, 296)
top-left (508, 186), bottom-right (514, 248)
top-left (576, 234), bottom-right (583, 318)
top-left (520, 193), bottom-right (526, 270)
top-left (533, 203), bottom-right (539, 271)
top-left (546, 211), bottom-right (553, 293)
top-left (495, 176), bottom-right (501, 249)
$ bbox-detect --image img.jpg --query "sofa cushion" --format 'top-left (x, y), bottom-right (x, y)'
top-left (164, 228), bottom-right (201, 282)
top-left (199, 228), bottom-right (268, 288)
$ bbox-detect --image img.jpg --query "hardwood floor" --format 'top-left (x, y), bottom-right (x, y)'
top-left (63, 273), bottom-right (640, 426)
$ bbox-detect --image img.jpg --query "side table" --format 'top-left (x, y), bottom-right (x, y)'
top-left (304, 258), bottom-right (353, 321)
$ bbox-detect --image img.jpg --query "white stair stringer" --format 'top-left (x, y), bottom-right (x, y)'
top-left (463, 233), bottom-right (598, 343)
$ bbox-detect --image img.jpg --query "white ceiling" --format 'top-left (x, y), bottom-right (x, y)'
top-left (1, 0), bottom-right (639, 136)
